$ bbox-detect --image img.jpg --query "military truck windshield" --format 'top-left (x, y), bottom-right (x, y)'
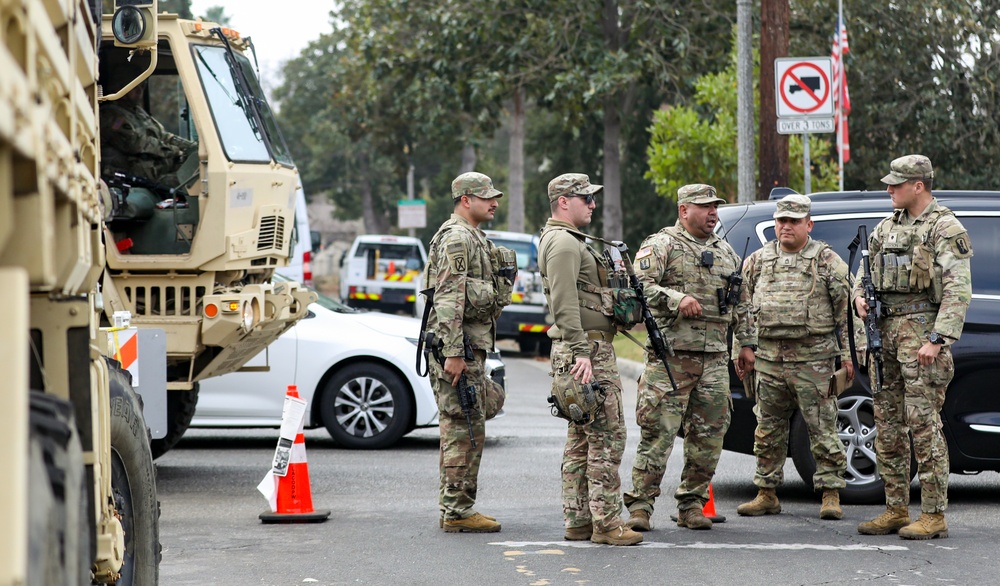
top-left (192, 45), bottom-right (293, 165)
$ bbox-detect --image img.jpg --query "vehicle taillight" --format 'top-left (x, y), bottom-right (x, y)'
top-left (303, 250), bottom-right (313, 286)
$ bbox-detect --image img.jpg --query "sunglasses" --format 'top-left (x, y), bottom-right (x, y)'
top-left (566, 193), bottom-right (596, 205)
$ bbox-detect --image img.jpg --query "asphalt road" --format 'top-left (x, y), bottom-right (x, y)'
top-left (158, 353), bottom-right (1000, 585)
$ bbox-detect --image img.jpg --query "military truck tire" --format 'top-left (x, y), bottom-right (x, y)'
top-left (109, 365), bottom-right (161, 585)
top-left (320, 363), bottom-right (413, 449)
top-left (28, 391), bottom-right (90, 586)
top-left (150, 384), bottom-right (200, 459)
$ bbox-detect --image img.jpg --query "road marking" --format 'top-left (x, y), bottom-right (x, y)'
top-left (492, 540), bottom-right (908, 551)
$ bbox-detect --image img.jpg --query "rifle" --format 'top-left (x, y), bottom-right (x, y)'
top-left (847, 225), bottom-right (883, 393)
top-left (719, 238), bottom-right (750, 315)
top-left (613, 241), bottom-right (679, 392)
top-left (415, 278), bottom-right (480, 447)
top-left (456, 335), bottom-right (479, 449)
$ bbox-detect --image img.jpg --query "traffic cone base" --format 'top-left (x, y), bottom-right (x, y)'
top-left (670, 483), bottom-right (726, 524)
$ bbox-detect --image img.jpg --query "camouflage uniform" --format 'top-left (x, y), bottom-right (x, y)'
top-left (855, 156), bottom-right (972, 515)
top-left (739, 195), bottom-right (852, 492)
top-left (100, 99), bottom-right (197, 186)
top-left (623, 184), bottom-right (746, 517)
top-left (539, 173), bottom-right (629, 534)
top-left (423, 173), bottom-right (510, 523)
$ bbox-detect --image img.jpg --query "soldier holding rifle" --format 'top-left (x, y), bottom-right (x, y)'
top-left (623, 184), bottom-right (750, 531)
top-left (420, 172), bottom-right (514, 533)
top-left (854, 155), bottom-right (972, 540)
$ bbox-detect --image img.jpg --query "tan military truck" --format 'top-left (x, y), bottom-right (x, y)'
top-left (96, 5), bottom-right (313, 458)
top-left (2, 1), bottom-right (312, 583)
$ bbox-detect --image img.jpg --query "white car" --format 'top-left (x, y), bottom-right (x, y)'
top-left (194, 277), bottom-right (506, 448)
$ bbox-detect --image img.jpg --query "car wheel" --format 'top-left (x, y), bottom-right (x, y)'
top-left (517, 334), bottom-right (539, 355)
top-left (319, 363), bottom-right (413, 449)
top-left (791, 391), bottom-right (912, 504)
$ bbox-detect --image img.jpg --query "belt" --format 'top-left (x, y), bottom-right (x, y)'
top-left (881, 301), bottom-right (936, 317)
top-left (586, 330), bottom-right (615, 342)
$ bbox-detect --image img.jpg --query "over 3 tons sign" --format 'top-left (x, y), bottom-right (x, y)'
top-left (775, 57), bottom-right (834, 118)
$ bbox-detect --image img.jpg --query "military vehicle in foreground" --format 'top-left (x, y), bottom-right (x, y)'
top-left (2, 1), bottom-right (312, 583)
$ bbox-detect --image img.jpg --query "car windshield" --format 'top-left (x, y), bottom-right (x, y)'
top-left (191, 45), bottom-right (293, 165)
top-left (489, 238), bottom-right (536, 270)
top-left (271, 274), bottom-right (357, 313)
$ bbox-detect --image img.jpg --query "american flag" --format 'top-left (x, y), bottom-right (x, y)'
top-left (831, 18), bottom-right (851, 162)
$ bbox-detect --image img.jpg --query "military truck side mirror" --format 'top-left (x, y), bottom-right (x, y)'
top-left (113, 0), bottom-right (157, 48)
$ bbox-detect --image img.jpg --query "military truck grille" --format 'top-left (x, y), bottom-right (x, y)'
top-left (257, 215), bottom-right (285, 251)
top-left (124, 285), bottom-right (208, 316)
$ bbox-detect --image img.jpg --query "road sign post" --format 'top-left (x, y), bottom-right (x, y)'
top-left (774, 57), bottom-right (834, 194)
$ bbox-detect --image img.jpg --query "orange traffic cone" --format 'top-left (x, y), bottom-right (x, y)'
top-left (260, 386), bottom-right (330, 524)
top-left (703, 483), bottom-right (726, 523)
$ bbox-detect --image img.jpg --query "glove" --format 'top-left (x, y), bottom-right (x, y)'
top-left (909, 244), bottom-right (933, 290)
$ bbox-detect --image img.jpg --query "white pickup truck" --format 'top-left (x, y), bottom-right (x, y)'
top-left (484, 230), bottom-right (552, 354)
top-left (340, 235), bottom-right (427, 314)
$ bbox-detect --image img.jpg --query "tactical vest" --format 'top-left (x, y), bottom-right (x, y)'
top-left (540, 225), bottom-right (641, 329)
top-left (753, 239), bottom-right (837, 339)
top-left (653, 227), bottom-right (734, 326)
top-left (872, 206), bottom-right (952, 303)
top-left (424, 220), bottom-right (511, 324)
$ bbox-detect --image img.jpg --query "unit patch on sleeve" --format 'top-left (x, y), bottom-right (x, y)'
top-left (446, 242), bottom-right (467, 274)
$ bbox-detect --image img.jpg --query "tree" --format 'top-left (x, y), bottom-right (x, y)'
top-left (790, 1), bottom-right (1000, 190)
top-left (647, 45), bottom-right (838, 203)
top-left (201, 5), bottom-right (231, 25)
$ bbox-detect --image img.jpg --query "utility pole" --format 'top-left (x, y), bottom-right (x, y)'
top-left (758, 0), bottom-right (790, 200)
top-left (736, 0), bottom-right (755, 203)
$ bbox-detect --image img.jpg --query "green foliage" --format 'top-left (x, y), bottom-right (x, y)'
top-left (646, 43), bottom-right (838, 202)
top-left (790, 1), bottom-right (1000, 190)
top-left (201, 6), bottom-right (230, 25)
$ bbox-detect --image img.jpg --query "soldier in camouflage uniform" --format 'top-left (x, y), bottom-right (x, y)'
top-left (423, 172), bottom-right (512, 533)
top-left (854, 155), bottom-right (972, 540)
top-left (539, 173), bottom-right (642, 546)
top-left (623, 184), bottom-right (748, 531)
top-left (734, 194), bottom-right (854, 520)
top-left (100, 83), bottom-right (198, 187)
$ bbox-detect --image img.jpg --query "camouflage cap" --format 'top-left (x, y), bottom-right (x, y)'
top-left (881, 154), bottom-right (934, 185)
top-left (677, 184), bottom-right (726, 206)
top-left (547, 173), bottom-right (603, 202)
top-left (452, 172), bottom-right (503, 200)
top-left (773, 194), bottom-right (811, 219)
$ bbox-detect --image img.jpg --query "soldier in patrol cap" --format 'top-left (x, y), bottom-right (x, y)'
top-left (422, 171), bottom-right (514, 533)
top-left (623, 184), bottom-right (750, 531)
top-left (734, 193), bottom-right (853, 520)
top-left (854, 155), bottom-right (972, 539)
top-left (539, 172), bottom-right (642, 546)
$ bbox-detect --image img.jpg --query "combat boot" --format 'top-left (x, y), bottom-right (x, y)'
top-left (442, 512), bottom-right (501, 533)
top-left (898, 513), bottom-right (948, 540)
top-left (736, 488), bottom-right (781, 516)
top-left (676, 508), bottom-right (712, 530)
top-left (857, 506), bottom-right (910, 535)
top-left (440, 513), bottom-right (495, 528)
top-left (626, 509), bottom-right (651, 531)
top-left (819, 489), bottom-right (843, 520)
top-left (590, 525), bottom-right (643, 546)
top-left (564, 522), bottom-right (593, 541)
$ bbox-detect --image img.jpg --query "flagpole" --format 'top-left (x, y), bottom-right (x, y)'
top-left (838, 0), bottom-right (844, 191)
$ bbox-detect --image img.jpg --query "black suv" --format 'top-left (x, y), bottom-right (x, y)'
top-left (716, 190), bottom-right (1000, 503)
